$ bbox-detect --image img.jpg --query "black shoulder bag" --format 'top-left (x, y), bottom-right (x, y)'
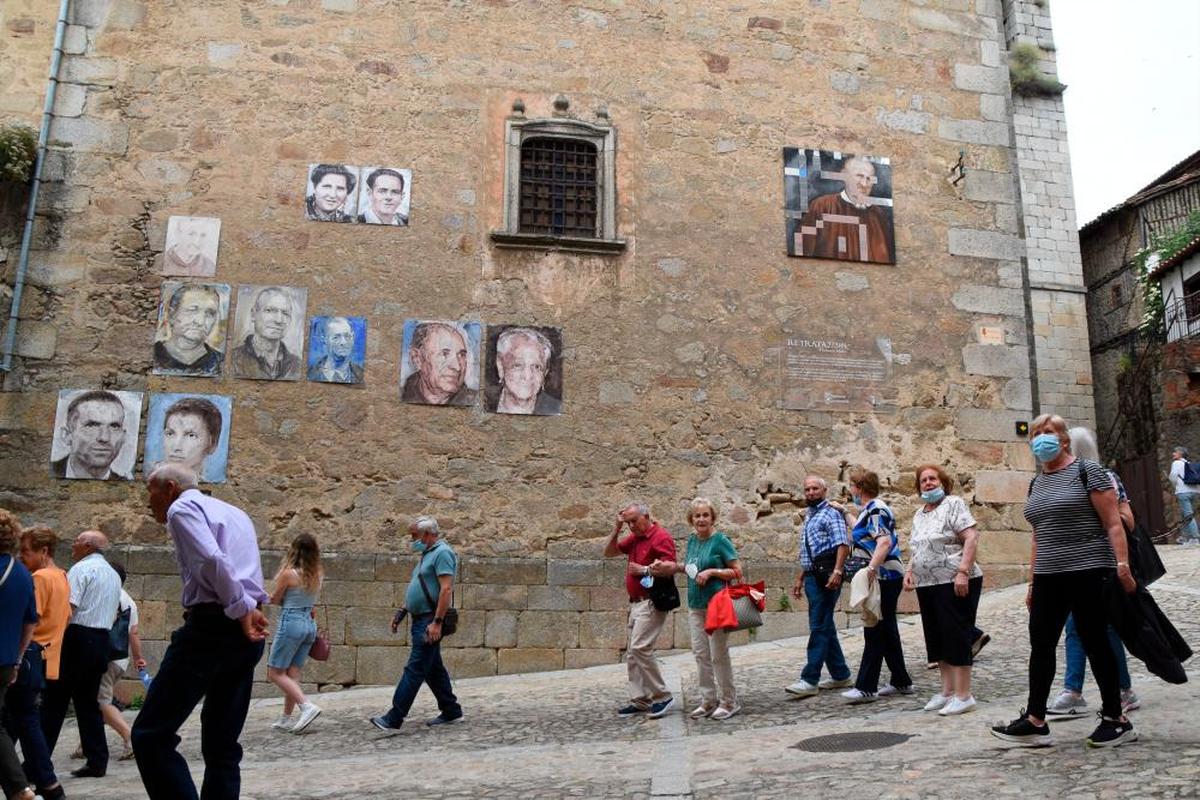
top-left (416, 545), bottom-right (459, 636)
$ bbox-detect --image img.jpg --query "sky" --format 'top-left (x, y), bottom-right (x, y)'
top-left (1052, 0), bottom-right (1200, 226)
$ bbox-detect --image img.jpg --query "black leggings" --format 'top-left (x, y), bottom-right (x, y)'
top-left (1027, 568), bottom-right (1121, 719)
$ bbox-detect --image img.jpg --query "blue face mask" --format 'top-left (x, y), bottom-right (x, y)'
top-left (1030, 433), bottom-right (1062, 463)
top-left (920, 487), bottom-right (945, 504)
top-left (410, 540), bottom-right (427, 554)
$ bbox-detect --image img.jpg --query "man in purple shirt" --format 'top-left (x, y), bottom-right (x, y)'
top-left (131, 464), bottom-right (268, 800)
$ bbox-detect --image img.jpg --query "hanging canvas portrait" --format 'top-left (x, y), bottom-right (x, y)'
top-left (304, 163), bottom-right (360, 223)
top-left (143, 392), bottom-right (233, 484)
top-left (483, 325), bottom-right (563, 416)
top-left (229, 285), bottom-right (308, 381)
top-left (783, 148), bottom-right (895, 265)
top-left (162, 215), bottom-right (221, 277)
top-left (49, 389), bottom-right (143, 481)
top-left (399, 320), bottom-right (480, 406)
top-left (356, 166), bottom-right (412, 226)
top-left (307, 315), bottom-right (367, 385)
top-left (152, 281), bottom-right (231, 378)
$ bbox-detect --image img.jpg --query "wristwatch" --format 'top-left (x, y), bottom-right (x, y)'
top-left (434, 617), bottom-right (444, 624)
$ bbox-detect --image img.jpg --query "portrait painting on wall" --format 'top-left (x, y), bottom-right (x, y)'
top-left (399, 320), bottom-right (481, 406)
top-left (357, 166), bottom-right (412, 226)
top-left (152, 281), bottom-right (231, 378)
top-left (143, 392), bottom-right (233, 484)
top-left (304, 163), bottom-right (360, 223)
top-left (162, 215), bottom-right (221, 277)
top-left (783, 148), bottom-right (896, 265)
top-left (483, 325), bottom-right (563, 416)
top-left (307, 315), bottom-right (367, 385)
top-left (229, 285), bottom-right (308, 381)
top-left (50, 389), bottom-right (143, 481)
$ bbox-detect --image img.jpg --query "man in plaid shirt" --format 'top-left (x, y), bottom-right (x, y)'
top-left (786, 476), bottom-right (852, 697)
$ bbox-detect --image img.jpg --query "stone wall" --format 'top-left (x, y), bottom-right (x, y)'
top-left (0, 0), bottom-right (1094, 677)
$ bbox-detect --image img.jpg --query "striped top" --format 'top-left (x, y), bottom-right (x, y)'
top-left (1024, 458), bottom-right (1117, 575)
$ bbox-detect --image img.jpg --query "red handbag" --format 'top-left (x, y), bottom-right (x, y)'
top-left (308, 606), bottom-right (331, 661)
top-left (704, 581), bottom-right (766, 634)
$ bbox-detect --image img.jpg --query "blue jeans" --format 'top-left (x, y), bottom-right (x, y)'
top-left (1177, 493), bottom-right (1200, 542)
top-left (382, 614), bottom-right (462, 728)
top-left (131, 607), bottom-right (264, 800)
top-left (802, 574), bottom-right (850, 685)
top-left (1064, 614), bottom-right (1130, 692)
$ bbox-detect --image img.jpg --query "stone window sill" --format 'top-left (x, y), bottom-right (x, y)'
top-left (489, 231), bottom-right (626, 255)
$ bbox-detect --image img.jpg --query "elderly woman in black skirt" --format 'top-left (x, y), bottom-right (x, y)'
top-left (991, 413), bottom-right (1137, 748)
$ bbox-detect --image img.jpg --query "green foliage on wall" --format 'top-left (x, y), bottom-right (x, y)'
top-left (0, 123), bottom-right (37, 183)
top-left (1136, 210), bottom-right (1200, 336)
top-left (1009, 43), bottom-right (1066, 97)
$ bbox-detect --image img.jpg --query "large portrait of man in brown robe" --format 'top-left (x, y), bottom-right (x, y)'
top-left (784, 148), bottom-right (895, 265)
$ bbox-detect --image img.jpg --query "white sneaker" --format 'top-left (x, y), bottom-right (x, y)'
top-left (923, 693), bottom-right (952, 712)
top-left (818, 676), bottom-right (854, 690)
top-left (1046, 689), bottom-right (1088, 717)
top-left (938, 695), bottom-right (977, 716)
top-left (271, 714), bottom-right (294, 731)
top-left (841, 688), bottom-right (878, 705)
top-left (878, 683), bottom-right (915, 697)
top-left (689, 704), bottom-right (716, 719)
top-left (290, 702), bottom-right (322, 733)
top-left (785, 680), bottom-right (819, 697)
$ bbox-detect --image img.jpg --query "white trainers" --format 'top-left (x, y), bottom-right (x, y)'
top-left (271, 714), bottom-right (294, 731)
top-left (1045, 689), bottom-right (1088, 717)
top-left (710, 704), bottom-right (741, 721)
top-left (689, 704), bottom-right (716, 719)
top-left (938, 695), bottom-right (977, 716)
top-left (785, 680), bottom-right (819, 697)
top-left (878, 683), bottom-right (915, 697)
top-left (290, 702), bottom-right (322, 733)
top-left (818, 676), bottom-right (853, 690)
top-left (840, 688), bottom-right (879, 704)
top-left (923, 693), bottom-right (952, 712)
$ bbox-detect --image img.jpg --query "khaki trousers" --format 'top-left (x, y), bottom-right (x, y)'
top-left (687, 608), bottom-right (736, 708)
top-left (626, 599), bottom-right (671, 707)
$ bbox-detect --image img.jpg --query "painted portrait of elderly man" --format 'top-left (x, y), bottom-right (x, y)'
top-left (307, 315), bottom-right (367, 385)
top-left (304, 163), bottom-right (359, 223)
top-left (229, 285), bottom-right (308, 381)
top-left (356, 167), bottom-right (412, 226)
top-left (784, 148), bottom-right (895, 265)
top-left (143, 392), bottom-right (233, 484)
top-left (162, 215), bottom-right (221, 277)
top-left (152, 281), bottom-right (230, 378)
top-left (49, 389), bottom-right (143, 481)
top-left (399, 320), bottom-right (480, 406)
top-left (483, 325), bottom-right (563, 416)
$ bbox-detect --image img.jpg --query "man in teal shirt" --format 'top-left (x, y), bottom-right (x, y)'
top-left (370, 517), bottom-right (462, 732)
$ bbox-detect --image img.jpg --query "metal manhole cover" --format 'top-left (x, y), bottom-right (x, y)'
top-left (791, 731), bottom-right (914, 752)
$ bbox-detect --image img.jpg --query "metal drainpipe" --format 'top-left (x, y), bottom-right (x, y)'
top-left (1, 0), bottom-right (71, 372)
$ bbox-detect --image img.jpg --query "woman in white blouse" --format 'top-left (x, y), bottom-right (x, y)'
top-left (903, 464), bottom-right (982, 717)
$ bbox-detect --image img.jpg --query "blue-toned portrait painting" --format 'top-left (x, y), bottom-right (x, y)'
top-left (307, 315), bottom-right (367, 385)
top-left (399, 320), bottom-right (481, 406)
top-left (143, 392), bottom-right (233, 484)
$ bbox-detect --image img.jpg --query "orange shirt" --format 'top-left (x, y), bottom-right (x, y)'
top-left (32, 566), bottom-right (71, 680)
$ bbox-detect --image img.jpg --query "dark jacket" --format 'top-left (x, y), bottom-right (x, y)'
top-left (1108, 580), bottom-right (1192, 684)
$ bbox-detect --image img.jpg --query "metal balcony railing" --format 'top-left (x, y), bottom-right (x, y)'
top-left (1165, 290), bottom-right (1200, 342)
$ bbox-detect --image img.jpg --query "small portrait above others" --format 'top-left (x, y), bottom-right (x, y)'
top-left (357, 166), bottom-right (412, 226)
top-left (152, 281), bottom-right (230, 378)
top-left (161, 215), bottom-right (221, 277)
top-left (304, 163), bottom-right (359, 223)
top-left (49, 389), bottom-right (144, 481)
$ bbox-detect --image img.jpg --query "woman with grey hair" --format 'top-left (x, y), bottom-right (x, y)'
top-left (1045, 427), bottom-right (1140, 718)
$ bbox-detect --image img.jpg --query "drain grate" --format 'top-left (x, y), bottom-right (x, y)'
top-left (791, 731), bottom-right (914, 752)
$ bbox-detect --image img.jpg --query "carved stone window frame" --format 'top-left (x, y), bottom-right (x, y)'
top-left (491, 115), bottom-right (625, 254)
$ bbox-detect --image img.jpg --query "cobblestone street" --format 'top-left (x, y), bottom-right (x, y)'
top-left (64, 549), bottom-right (1199, 799)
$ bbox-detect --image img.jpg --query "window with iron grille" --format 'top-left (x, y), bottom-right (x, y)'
top-left (519, 138), bottom-right (599, 237)
top-left (492, 111), bottom-right (623, 253)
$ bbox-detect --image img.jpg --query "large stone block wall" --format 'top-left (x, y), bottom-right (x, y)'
top-left (0, 0), bottom-right (1096, 676)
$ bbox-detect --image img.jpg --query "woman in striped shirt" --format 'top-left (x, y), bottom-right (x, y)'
top-left (991, 413), bottom-right (1138, 749)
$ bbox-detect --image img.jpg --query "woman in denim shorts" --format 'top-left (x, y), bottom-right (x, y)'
top-left (267, 533), bottom-right (323, 733)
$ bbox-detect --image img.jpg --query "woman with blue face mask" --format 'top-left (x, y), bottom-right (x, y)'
top-left (991, 414), bottom-right (1138, 750)
top-left (903, 464), bottom-right (982, 717)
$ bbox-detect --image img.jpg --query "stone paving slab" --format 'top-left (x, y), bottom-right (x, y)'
top-left (54, 548), bottom-right (1200, 799)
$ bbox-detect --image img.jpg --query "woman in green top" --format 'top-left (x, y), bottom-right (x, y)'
top-left (651, 497), bottom-right (742, 720)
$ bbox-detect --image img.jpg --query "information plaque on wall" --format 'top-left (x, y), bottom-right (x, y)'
top-left (779, 335), bottom-right (904, 412)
